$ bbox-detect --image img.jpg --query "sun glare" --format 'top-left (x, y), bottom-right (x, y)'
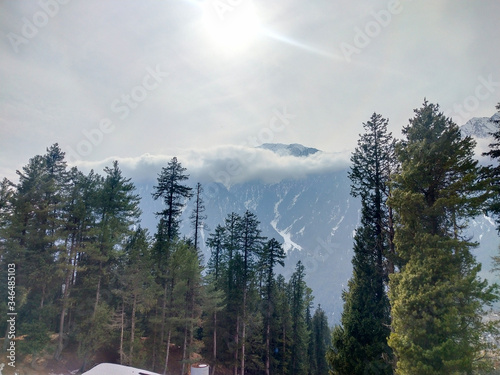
top-left (202, 0), bottom-right (261, 54)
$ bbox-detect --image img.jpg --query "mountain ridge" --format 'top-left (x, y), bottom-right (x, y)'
top-left (135, 115), bottom-right (500, 322)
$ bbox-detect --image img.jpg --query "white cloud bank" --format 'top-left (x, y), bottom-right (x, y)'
top-left (75, 145), bottom-right (351, 187)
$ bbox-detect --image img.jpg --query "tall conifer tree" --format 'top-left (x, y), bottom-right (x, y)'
top-left (482, 102), bottom-right (500, 233)
top-left (388, 101), bottom-right (496, 374)
top-left (328, 113), bottom-right (394, 375)
top-left (190, 182), bottom-right (207, 250)
top-left (151, 157), bottom-right (192, 356)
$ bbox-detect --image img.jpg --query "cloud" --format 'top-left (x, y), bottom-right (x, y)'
top-left (74, 145), bottom-right (351, 187)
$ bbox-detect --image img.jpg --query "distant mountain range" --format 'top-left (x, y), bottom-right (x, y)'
top-left (136, 115), bottom-right (500, 324)
top-left (257, 143), bottom-right (320, 157)
top-left (460, 113), bottom-right (499, 139)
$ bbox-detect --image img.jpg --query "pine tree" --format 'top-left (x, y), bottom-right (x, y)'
top-left (152, 157), bottom-right (193, 260)
top-left (0, 177), bottom-right (13, 250)
top-left (91, 161), bottom-right (141, 315)
top-left (310, 306), bottom-right (330, 375)
top-left (160, 240), bottom-right (203, 375)
top-left (272, 274), bottom-right (292, 375)
top-left (238, 210), bottom-right (265, 375)
top-left (328, 113), bottom-right (394, 375)
top-left (190, 182), bottom-right (207, 250)
top-left (74, 161), bottom-right (141, 370)
top-left (55, 167), bottom-right (101, 359)
top-left (222, 212), bottom-right (244, 375)
top-left (115, 227), bottom-right (157, 366)
top-left (328, 222), bottom-right (392, 375)
top-left (388, 101), bottom-right (497, 374)
top-left (151, 157), bottom-right (193, 359)
top-left (288, 261), bottom-right (311, 375)
top-left (259, 238), bottom-right (285, 375)
top-left (482, 102), bottom-right (500, 233)
top-left (205, 224), bottom-right (228, 374)
top-left (6, 147), bottom-right (67, 324)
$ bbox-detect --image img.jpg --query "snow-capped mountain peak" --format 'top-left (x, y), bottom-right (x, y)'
top-left (258, 143), bottom-right (320, 157)
top-left (460, 113), bottom-right (499, 139)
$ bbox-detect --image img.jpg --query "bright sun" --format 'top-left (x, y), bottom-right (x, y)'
top-left (202, 0), bottom-right (261, 54)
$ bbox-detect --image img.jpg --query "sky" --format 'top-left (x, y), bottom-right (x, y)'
top-left (1, 0), bottom-right (499, 184)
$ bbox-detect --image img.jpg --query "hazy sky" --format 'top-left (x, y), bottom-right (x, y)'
top-left (1, 0), bottom-right (499, 183)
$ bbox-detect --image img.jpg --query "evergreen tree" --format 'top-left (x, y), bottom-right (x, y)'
top-left (74, 161), bottom-right (141, 370)
top-left (388, 101), bottom-right (497, 374)
top-left (202, 274), bottom-right (226, 375)
top-left (160, 240), bottom-right (203, 375)
top-left (152, 156), bottom-right (193, 261)
top-left (151, 157), bottom-right (193, 360)
top-left (190, 182), bottom-right (207, 250)
top-left (328, 113), bottom-right (394, 375)
top-left (55, 167), bottom-right (100, 359)
top-left (288, 261), bottom-right (311, 375)
top-left (222, 212), bottom-right (244, 375)
top-left (259, 238), bottom-right (285, 375)
top-left (115, 227), bottom-right (157, 366)
top-left (238, 210), bottom-right (266, 375)
top-left (328, 222), bottom-right (392, 375)
top-left (310, 306), bottom-right (329, 375)
top-left (0, 177), bottom-right (13, 250)
top-left (5, 146), bottom-right (68, 325)
top-left (482, 102), bottom-right (500, 233)
top-left (91, 160), bottom-right (141, 315)
top-left (205, 224), bottom-right (228, 374)
top-left (272, 274), bottom-right (292, 375)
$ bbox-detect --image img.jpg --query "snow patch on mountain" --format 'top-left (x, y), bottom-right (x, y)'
top-left (459, 113), bottom-right (499, 161)
top-left (331, 215), bottom-right (345, 236)
top-left (271, 220), bottom-right (304, 253)
top-left (460, 114), bottom-right (499, 139)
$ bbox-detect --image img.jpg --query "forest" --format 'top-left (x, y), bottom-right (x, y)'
top-left (0, 147), bottom-right (330, 374)
top-left (1, 100), bottom-right (500, 375)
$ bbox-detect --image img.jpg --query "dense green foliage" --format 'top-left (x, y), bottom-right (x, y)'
top-left (328, 113), bottom-right (394, 375)
top-left (2, 101), bottom-right (500, 375)
top-left (483, 102), bottom-right (500, 234)
top-left (388, 102), bottom-right (497, 374)
top-left (0, 146), bottom-right (329, 375)
top-left (329, 103), bottom-right (500, 375)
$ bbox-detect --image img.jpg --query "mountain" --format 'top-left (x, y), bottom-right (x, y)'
top-left (460, 113), bottom-right (499, 139)
top-left (258, 143), bottom-right (320, 157)
top-left (136, 147), bottom-right (358, 323)
top-left (136, 119), bottom-right (500, 323)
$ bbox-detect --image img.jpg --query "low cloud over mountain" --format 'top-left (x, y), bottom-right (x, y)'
top-left (75, 143), bottom-right (351, 186)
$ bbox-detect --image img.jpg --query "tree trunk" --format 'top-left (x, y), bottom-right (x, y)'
top-left (241, 294), bottom-right (246, 375)
top-left (161, 283), bottom-right (168, 344)
top-left (55, 241), bottom-right (74, 360)
top-left (265, 300), bottom-right (271, 375)
top-left (182, 322), bottom-right (188, 375)
top-left (152, 305), bottom-right (159, 371)
top-left (163, 328), bottom-right (172, 375)
top-left (130, 293), bottom-right (137, 364)
top-left (282, 324), bottom-right (286, 375)
top-left (212, 310), bottom-right (217, 375)
top-left (234, 315), bottom-right (239, 375)
top-left (93, 272), bottom-right (102, 318)
top-left (120, 301), bottom-right (125, 365)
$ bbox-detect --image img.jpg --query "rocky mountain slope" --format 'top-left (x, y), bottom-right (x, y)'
top-left (136, 113), bottom-right (500, 323)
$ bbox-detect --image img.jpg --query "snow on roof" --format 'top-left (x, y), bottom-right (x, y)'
top-left (82, 363), bottom-right (161, 375)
